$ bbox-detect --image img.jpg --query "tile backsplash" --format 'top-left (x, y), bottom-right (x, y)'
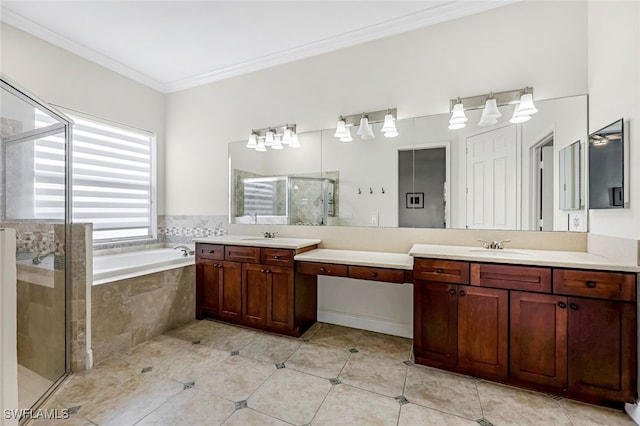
top-left (159, 215), bottom-right (229, 244)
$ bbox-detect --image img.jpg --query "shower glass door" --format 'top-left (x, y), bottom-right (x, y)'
top-left (1, 77), bottom-right (71, 412)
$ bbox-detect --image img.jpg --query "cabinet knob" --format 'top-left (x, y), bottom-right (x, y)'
top-left (261, 269), bottom-right (265, 273)
top-left (449, 289), bottom-right (456, 295)
top-left (273, 255), bottom-right (280, 259)
top-left (435, 268), bottom-right (444, 274)
top-left (569, 303), bottom-right (579, 310)
top-left (586, 281), bottom-right (597, 288)
top-left (459, 290), bottom-right (466, 296)
top-left (319, 267), bottom-right (326, 273)
top-left (209, 250), bottom-right (215, 254)
top-left (558, 301), bottom-right (567, 309)
top-left (266, 269), bottom-right (271, 274)
top-left (371, 272), bottom-right (378, 277)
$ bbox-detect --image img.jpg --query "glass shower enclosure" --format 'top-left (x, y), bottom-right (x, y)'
top-left (0, 75), bottom-right (72, 413)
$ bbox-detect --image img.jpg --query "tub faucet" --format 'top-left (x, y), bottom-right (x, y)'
top-left (32, 250), bottom-right (55, 265)
top-left (173, 245), bottom-right (195, 256)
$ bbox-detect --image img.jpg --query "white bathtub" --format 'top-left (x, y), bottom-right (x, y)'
top-left (93, 248), bottom-right (195, 285)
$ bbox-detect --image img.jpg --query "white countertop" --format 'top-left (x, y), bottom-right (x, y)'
top-left (409, 244), bottom-right (640, 273)
top-left (194, 235), bottom-right (321, 250)
top-left (294, 249), bottom-right (414, 270)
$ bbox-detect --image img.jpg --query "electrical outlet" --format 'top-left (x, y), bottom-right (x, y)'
top-left (568, 213), bottom-right (585, 232)
top-left (370, 211), bottom-right (379, 226)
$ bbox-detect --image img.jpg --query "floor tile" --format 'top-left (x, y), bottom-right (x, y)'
top-left (312, 384), bottom-right (400, 425)
top-left (48, 357), bottom-right (139, 407)
top-left (249, 368), bottom-right (331, 425)
top-left (196, 355), bottom-right (275, 401)
top-left (339, 353), bottom-right (407, 397)
top-left (356, 330), bottom-right (413, 361)
top-left (404, 365), bottom-right (483, 420)
top-left (240, 333), bottom-right (301, 364)
top-left (117, 335), bottom-right (189, 371)
top-left (559, 398), bottom-right (635, 425)
top-left (137, 388), bottom-right (235, 425)
top-left (79, 373), bottom-right (183, 426)
top-left (162, 344), bottom-right (230, 383)
top-left (29, 415), bottom-right (95, 426)
top-left (285, 342), bottom-right (350, 379)
top-left (222, 408), bottom-right (291, 426)
top-left (169, 320), bottom-right (260, 352)
top-left (399, 403), bottom-right (478, 425)
top-left (476, 381), bottom-right (572, 425)
top-left (298, 321), bottom-right (323, 340)
top-left (308, 323), bottom-right (366, 349)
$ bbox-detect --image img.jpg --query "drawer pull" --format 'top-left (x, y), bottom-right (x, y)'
top-left (436, 268), bottom-right (444, 274)
top-left (459, 290), bottom-right (466, 296)
top-left (320, 267), bottom-right (326, 273)
top-left (449, 289), bottom-right (456, 295)
top-left (215, 264), bottom-right (222, 268)
top-left (209, 250), bottom-right (215, 254)
top-left (265, 269), bottom-right (271, 274)
top-left (371, 272), bottom-right (378, 277)
top-left (273, 255), bottom-right (280, 259)
top-left (570, 303), bottom-right (579, 310)
top-left (558, 302), bottom-right (567, 309)
top-left (586, 281), bottom-right (597, 288)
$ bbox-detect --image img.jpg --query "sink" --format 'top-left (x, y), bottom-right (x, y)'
top-left (240, 237), bottom-right (272, 241)
top-left (466, 249), bottom-right (533, 258)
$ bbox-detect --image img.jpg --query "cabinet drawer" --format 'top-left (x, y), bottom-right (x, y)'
top-left (413, 259), bottom-right (469, 284)
top-left (196, 243), bottom-right (224, 260)
top-left (348, 266), bottom-right (405, 283)
top-left (471, 263), bottom-right (551, 292)
top-left (261, 248), bottom-right (294, 268)
top-left (297, 262), bottom-right (348, 277)
top-left (225, 245), bottom-right (260, 263)
top-left (553, 269), bottom-right (636, 302)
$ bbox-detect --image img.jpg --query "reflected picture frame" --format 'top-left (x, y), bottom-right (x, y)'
top-left (406, 192), bottom-right (424, 209)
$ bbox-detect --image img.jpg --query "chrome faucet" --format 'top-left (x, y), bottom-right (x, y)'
top-left (173, 245), bottom-right (195, 256)
top-left (477, 239), bottom-right (511, 250)
top-left (263, 231), bottom-right (278, 239)
top-left (32, 250), bottom-right (55, 265)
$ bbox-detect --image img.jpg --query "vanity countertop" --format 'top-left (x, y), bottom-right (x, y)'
top-left (294, 249), bottom-right (414, 270)
top-left (409, 243), bottom-right (640, 273)
top-left (194, 235), bottom-right (321, 250)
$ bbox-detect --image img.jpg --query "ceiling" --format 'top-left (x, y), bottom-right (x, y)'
top-left (1, 1), bottom-right (512, 93)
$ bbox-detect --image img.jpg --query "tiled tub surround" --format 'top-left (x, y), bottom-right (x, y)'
top-left (39, 320), bottom-right (634, 426)
top-left (91, 265), bottom-right (195, 364)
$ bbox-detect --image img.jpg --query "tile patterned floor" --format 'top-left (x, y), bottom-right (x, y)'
top-left (34, 320), bottom-right (635, 425)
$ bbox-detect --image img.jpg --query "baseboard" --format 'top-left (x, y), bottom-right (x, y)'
top-left (625, 403), bottom-right (640, 425)
top-left (317, 310), bottom-right (412, 338)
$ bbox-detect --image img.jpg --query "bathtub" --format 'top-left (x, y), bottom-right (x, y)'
top-left (93, 248), bottom-right (195, 285)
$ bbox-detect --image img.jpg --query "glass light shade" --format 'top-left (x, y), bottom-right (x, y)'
top-left (383, 128), bottom-right (399, 138)
top-left (449, 102), bottom-right (468, 124)
top-left (509, 106), bottom-right (532, 123)
top-left (288, 133), bottom-right (300, 148)
top-left (357, 116), bottom-right (375, 140)
top-left (334, 119), bottom-right (348, 138)
top-left (478, 117), bottom-right (498, 127)
top-left (482, 98), bottom-right (502, 120)
top-left (271, 135), bottom-right (283, 150)
top-left (255, 139), bottom-right (267, 152)
top-left (339, 126), bottom-right (353, 142)
top-left (381, 113), bottom-right (397, 133)
top-left (517, 93), bottom-right (538, 115)
top-left (264, 130), bottom-right (275, 146)
top-left (448, 122), bottom-right (466, 130)
top-left (281, 128), bottom-right (293, 144)
top-left (246, 133), bottom-right (257, 148)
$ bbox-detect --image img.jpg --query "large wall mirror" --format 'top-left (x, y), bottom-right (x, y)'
top-left (229, 95), bottom-right (588, 232)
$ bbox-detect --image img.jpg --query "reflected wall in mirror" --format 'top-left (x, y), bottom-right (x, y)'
top-left (588, 118), bottom-right (624, 209)
top-left (559, 141), bottom-right (582, 210)
top-left (229, 95), bottom-right (588, 232)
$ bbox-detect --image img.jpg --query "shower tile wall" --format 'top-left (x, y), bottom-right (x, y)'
top-left (158, 215), bottom-right (229, 244)
top-left (70, 223), bottom-right (91, 372)
top-left (91, 265), bottom-right (195, 363)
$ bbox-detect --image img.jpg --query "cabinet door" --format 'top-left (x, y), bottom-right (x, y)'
top-left (242, 263), bottom-right (268, 326)
top-left (413, 280), bottom-right (458, 367)
top-left (266, 266), bottom-right (295, 331)
top-left (568, 297), bottom-right (636, 402)
top-left (195, 258), bottom-right (220, 319)
top-left (218, 261), bottom-right (242, 320)
top-left (510, 292), bottom-right (567, 390)
top-left (458, 286), bottom-right (508, 378)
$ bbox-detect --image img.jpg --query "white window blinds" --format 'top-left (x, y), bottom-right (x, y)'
top-left (35, 112), bottom-right (155, 243)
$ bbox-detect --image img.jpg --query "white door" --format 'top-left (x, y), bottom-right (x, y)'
top-left (540, 145), bottom-right (554, 231)
top-left (466, 126), bottom-right (518, 229)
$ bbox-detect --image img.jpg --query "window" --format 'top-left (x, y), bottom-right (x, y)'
top-left (34, 111), bottom-right (156, 243)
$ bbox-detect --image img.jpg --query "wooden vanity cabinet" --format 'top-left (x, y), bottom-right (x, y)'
top-left (195, 242), bottom-right (317, 337)
top-left (414, 258), bottom-right (637, 406)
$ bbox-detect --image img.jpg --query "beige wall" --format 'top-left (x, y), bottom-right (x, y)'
top-left (0, 23), bottom-right (166, 214)
top-left (165, 1), bottom-right (588, 216)
top-left (587, 1), bottom-right (640, 239)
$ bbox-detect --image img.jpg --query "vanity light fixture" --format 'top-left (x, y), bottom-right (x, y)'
top-left (448, 99), bottom-right (468, 130)
top-left (333, 108), bottom-right (398, 141)
top-left (448, 87), bottom-right (537, 130)
top-left (245, 124), bottom-right (298, 151)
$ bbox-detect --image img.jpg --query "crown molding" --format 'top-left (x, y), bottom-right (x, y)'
top-left (1, 8), bottom-right (166, 93)
top-left (2, 1), bottom-right (515, 94)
